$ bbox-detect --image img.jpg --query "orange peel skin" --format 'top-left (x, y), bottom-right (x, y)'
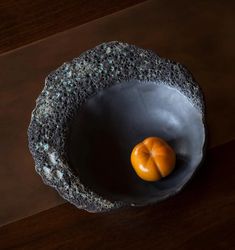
top-left (131, 137), bottom-right (176, 182)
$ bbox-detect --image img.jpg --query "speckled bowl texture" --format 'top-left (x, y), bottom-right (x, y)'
top-left (28, 41), bottom-right (206, 212)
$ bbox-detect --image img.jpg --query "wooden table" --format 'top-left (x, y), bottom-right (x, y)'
top-left (0, 0), bottom-right (234, 249)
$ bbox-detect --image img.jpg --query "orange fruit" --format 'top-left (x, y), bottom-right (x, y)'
top-left (130, 137), bottom-right (176, 182)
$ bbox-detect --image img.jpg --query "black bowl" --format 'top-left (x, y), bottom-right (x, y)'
top-left (28, 41), bottom-right (206, 212)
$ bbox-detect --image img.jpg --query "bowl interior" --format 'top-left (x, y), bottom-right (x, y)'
top-left (67, 80), bottom-right (205, 205)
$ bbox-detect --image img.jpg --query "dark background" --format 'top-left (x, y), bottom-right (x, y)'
top-left (0, 0), bottom-right (145, 53)
top-left (0, 0), bottom-right (234, 249)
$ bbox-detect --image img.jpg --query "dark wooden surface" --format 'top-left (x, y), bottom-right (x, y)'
top-left (0, 140), bottom-right (234, 249)
top-left (0, 0), bottom-right (235, 248)
top-left (0, 0), bottom-right (145, 54)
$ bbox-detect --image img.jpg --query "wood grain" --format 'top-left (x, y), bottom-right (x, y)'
top-left (0, 0), bottom-right (235, 228)
top-left (0, 140), bottom-right (234, 249)
top-left (0, 0), bottom-right (146, 54)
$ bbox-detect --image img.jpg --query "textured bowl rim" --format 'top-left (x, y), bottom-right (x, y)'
top-left (28, 41), bottom-right (206, 212)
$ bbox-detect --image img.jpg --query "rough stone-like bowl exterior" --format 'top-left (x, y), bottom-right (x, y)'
top-left (28, 41), bottom-right (205, 212)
